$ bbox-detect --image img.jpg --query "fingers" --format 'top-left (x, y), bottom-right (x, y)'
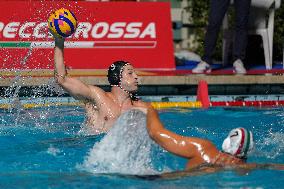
top-left (49, 29), bottom-right (65, 42)
top-left (49, 29), bottom-right (65, 49)
top-left (147, 103), bottom-right (155, 110)
top-left (132, 107), bottom-right (147, 114)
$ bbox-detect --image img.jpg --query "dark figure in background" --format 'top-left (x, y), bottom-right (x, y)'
top-left (192, 0), bottom-right (251, 74)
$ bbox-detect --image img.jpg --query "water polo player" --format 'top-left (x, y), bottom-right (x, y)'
top-left (146, 107), bottom-right (284, 172)
top-left (147, 106), bottom-right (253, 169)
top-left (52, 31), bottom-right (149, 135)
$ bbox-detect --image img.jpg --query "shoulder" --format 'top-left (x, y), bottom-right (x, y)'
top-left (86, 86), bottom-right (114, 105)
top-left (134, 101), bottom-right (152, 108)
top-left (131, 102), bottom-right (152, 114)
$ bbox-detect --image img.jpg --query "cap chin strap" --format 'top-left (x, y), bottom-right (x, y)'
top-left (111, 83), bottom-right (133, 96)
top-left (110, 84), bottom-right (137, 105)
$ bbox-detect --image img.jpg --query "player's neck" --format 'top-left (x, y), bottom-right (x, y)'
top-left (111, 86), bottom-right (131, 104)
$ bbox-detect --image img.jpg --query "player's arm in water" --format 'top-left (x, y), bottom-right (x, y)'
top-left (146, 107), bottom-right (205, 159)
top-left (53, 36), bottom-right (105, 101)
top-left (235, 162), bottom-right (284, 170)
top-left (139, 163), bottom-right (284, 180)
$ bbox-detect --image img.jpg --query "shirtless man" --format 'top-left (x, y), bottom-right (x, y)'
top-left (146, 107), bottom-right (284, 172)
top-left (53, 35), bottom-right (148, 134)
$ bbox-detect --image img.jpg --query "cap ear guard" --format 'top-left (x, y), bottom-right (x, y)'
top-left (222, 127), bottom-right (254, 158)
top-left (107, 61), bottom-right (129, 86)
top-left (222, 137), bottom-right (232, 154)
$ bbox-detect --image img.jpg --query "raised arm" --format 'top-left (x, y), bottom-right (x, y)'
top-left (54, 37), bottom-right (104, 101)
top-left (146, 107), bottom-right (197, 158)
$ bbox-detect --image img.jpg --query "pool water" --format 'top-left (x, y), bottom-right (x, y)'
top-left (0, 105), bottom-right (283, 188)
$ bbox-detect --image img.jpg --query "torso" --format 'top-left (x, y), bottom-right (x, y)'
top-left (84, 92), bottom-right (147, 134)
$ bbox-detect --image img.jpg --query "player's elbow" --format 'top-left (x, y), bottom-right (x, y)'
top-left (148, 129), bottom-right (155, 139)
top-left (148, 130), bottom-right (171, 151)
top-left (146, 125), bottom-right (155, 137)
top-left (147, 128), bottom-right (162, 143)
top-left (55, 75), bottom-right (67, 86)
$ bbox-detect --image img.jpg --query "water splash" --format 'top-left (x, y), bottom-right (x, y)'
top-left (0, 1), bottom-right (91, 130)
top-left (80, 109), bottom-right (161, 175)
top-left (255, 132), bottom-right (284, 159)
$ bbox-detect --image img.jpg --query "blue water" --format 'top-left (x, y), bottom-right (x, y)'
top-left (0, 105), bottom-right (284, 188)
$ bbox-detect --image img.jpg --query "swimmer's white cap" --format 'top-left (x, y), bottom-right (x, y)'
top-left (222, 127), bottom-right (254, 158)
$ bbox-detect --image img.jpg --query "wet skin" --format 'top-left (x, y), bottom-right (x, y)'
top-left (53, 36), bottom-right (148, 134)
top-left (84, 64), bottom-right (141, 133)
top-left (146, 107), bottom-right (245, 169)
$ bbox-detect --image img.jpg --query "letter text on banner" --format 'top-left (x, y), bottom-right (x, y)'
top-left (0, 1), bottom-right (175, 70)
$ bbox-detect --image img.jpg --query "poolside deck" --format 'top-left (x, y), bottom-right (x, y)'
top-left (1, 69), bottom-right (283, 85)
top-left (0, 69), bottom-right (283, 95)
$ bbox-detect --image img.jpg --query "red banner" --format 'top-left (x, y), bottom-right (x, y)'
top-left (0, 1), bottom-right (175, 70)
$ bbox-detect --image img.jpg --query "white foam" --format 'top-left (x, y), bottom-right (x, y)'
top-left (47, 145), bottom-right (61, 156)
top-left (79, 109), bottom-right (159, 175)
top-left (256, 131), bottom-right (284, 159)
